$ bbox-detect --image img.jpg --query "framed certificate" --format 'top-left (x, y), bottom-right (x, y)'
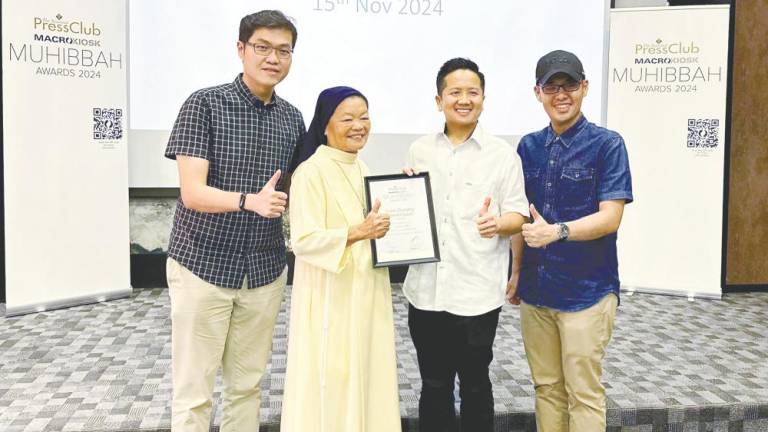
top-left (364, 172), bottom-right (440, 268)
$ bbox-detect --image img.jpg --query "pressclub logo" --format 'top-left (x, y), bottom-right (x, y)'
top-left (635, 38), bottom-right (700, 55)
top-left (33, 14), bottom-right (102, 36)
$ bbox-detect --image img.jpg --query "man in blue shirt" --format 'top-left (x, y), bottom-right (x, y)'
top-left (509, 50), bottom-right (633, 431)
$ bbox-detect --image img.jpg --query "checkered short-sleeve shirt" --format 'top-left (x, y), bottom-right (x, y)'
top-left (165, 74), bottom-right (305, 289)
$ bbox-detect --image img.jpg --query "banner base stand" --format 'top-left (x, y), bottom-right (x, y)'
top-left (3, 288), bottom-right (132, 317)
top-left (621, 286), bottom-right (722, 301)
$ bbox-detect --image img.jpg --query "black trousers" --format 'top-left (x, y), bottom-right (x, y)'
top-left (408, 303), bottom-right (501, 432)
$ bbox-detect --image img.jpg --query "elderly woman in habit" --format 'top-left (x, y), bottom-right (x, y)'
top-left (280, 87), bottom-right (401, 432)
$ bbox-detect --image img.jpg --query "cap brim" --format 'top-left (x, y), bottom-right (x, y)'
top-left (538, 69), bottom-right (583, 85)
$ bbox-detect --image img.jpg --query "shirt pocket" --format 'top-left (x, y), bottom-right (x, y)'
top-left (457, 181), bottom-right (494, 220)
top-left (558, 167), bottom-right (596, 212)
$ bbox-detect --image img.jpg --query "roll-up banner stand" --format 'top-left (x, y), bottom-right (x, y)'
top-left (608, 6), bottom-right (730, 299)
top-left (2, 0), bottom-right (130, 316)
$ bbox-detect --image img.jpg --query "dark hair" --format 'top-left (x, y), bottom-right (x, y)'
top-left (436, 58), bottom-right (485, 95)
top-left (239, 10), bottom-right (298, 48)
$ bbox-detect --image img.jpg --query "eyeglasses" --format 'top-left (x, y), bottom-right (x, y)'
top-left (245, 42), bottom-right (293, 59)
top-left (539, 81), bottom-right (582, 94)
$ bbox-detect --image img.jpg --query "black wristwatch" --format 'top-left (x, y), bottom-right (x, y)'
top-left (239, 193), bottom-right (249, 212)
top-left (556, 223), bottom-right (570, 242)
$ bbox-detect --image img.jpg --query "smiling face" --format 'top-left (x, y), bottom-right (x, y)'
top-left (237, 27), bottom-right (293, 101)
top-left (436, 69), bottom-right (484, 130)
top-left (325, 96), bottom-right (371, 154)
top-left (535, 74), bottom-right (589, 134)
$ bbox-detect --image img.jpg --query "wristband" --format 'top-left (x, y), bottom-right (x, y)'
top-left (239, 193), bottom-right (248, 212)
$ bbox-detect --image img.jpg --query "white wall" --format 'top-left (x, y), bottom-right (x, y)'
top-left (127, 0), bottom-right (609, 187)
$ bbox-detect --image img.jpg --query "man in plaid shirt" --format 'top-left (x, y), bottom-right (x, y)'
top-left (163, 10), bottom-right (305, 432)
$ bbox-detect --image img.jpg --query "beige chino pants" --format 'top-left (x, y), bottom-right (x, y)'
top-left (520, 294), bottom-right (617, 432)
top-left (167, 258), bottom-right (286, 432)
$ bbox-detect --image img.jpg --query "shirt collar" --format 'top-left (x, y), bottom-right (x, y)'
top-left (234, 73), bottom-right (277, 109)
top-left (545, 114), bottom-right (588, 148)
top-left (440, 122), bottom-right (484, 149)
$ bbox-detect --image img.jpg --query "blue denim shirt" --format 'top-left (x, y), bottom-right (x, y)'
top-left (516, 115), bottom-right (633, 312)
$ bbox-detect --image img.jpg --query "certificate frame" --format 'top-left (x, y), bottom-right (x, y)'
top-left (364, 172), bottom-right (441, 268)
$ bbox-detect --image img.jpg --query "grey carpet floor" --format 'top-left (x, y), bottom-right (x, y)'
top-left (1, 287), bottom-right (767, 431)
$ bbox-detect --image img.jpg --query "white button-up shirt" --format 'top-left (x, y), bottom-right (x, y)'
top-left (403, 124), bottom-right (529, 316)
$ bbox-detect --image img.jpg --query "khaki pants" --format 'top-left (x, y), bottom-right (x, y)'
top-left (167, 258), bottom-right (286, 432)
top-left (520, 294), bottom-right (617, 432)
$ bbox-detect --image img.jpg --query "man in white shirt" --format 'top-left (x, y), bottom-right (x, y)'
top-left (403, 58), bottom-right (529, 432)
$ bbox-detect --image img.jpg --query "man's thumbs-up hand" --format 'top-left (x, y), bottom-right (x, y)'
top-left (265, 169), bottom-right (281, 190)
top-left (529, 203), bottom-right (545, 224)
top-left (246, 169), bottom-right (288, 218)
top-left (479, 197), bottom-right (491, 216)
top-left (476, 197), bottom-right (500, 238)
top-left (521, 203), bottom-right (558, 248)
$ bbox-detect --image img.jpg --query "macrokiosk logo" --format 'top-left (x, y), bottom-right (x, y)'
top-left (635, 39), bottom-right (699, 55)
top-left (33, 15), bottom-right (101, 36)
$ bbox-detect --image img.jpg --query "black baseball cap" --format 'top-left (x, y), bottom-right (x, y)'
top-left (535, 50), bottom-right (585, 85)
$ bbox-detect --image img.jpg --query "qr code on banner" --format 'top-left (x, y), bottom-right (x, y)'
top-left (93, 108), bottom-right (123, 140)
top-left (687, 118), bottom-right (719, 148)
